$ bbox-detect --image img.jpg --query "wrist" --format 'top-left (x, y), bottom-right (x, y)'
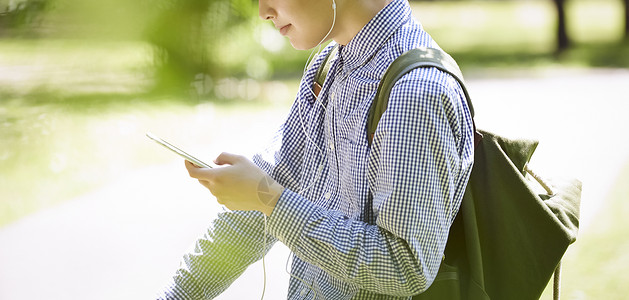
top-left (257, 175), bottom-right (284, 216)
top-left (262, 185), bottom-right (284, 216)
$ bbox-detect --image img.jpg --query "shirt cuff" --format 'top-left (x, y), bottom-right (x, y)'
top-left (157, 279), bottom-right (197, 300)
top-left (267, 189), bottom-right (318, 248)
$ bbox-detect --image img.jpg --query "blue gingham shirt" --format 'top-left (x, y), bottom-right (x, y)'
top-left (159, 0), bottom-right (474, 299)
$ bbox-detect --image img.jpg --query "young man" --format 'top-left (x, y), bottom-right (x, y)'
top-left (159, 0), bottom-right (474, 298)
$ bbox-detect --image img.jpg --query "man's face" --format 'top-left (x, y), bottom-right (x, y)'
top-left (259, 0), bottom-right (336, 50)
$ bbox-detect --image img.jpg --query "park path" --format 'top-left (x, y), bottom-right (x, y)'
top-left (1, 69), bottom-right (628, 299)
top-left (0, 162), bottom-right (292, 299)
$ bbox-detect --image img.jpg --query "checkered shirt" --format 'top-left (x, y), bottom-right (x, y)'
top-left (158, 0), bottom-right (474, 299)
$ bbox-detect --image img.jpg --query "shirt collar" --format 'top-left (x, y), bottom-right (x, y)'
top-left (337, 0), bottom-right (411, 73)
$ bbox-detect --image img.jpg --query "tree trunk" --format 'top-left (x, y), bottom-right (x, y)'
top-left (553, 0), bottom-right (570, 53)
top-left (624, 0), bottom-right (629, 40)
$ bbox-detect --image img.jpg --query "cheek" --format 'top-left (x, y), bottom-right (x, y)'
top-left (295, 18), bottom-right (334, 49)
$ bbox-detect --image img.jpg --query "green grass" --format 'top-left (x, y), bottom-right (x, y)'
top-left (0, 40), bottom-right (157, 227)
top-left (0, 39), bottom-right (296, 227)
top-left (0, 39), bottom-right (154, 97)
top-left (540, 160), bottom-right (629, 299)
top-left (0, 96), bottom-right (176, 226)
top-left (0, 90), bottom-right (295, 227)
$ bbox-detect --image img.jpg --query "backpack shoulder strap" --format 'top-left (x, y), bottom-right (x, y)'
top-left (313, 44), bottom-right (340, 99)
top-left (367, 47), bottom-right (480, 145)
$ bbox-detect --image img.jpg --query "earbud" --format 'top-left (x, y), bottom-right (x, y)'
top-left (332, 0), bottom-right (336, 11)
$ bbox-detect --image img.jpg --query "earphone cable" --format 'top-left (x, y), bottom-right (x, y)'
top-left (261, 1), bottom-right (336, 298)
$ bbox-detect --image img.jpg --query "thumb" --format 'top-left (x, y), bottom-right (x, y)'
top-left (213, 152), bottom-right (242, 166)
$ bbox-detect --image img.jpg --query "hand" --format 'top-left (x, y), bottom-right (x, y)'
top-left (184, 152), bottom-right (284, 216)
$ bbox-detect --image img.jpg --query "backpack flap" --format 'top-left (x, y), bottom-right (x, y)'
top-left (459, 130), bottom-right (582, 299)
top-left (534, 176), bottom-right (581, 245)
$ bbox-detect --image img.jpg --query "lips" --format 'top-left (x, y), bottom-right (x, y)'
top-left (279, 24), bottom-right (291, 36)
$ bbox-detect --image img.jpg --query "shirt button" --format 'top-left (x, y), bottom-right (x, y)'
top-left (300, 288), bottom-right (308, 296)
top-left (324, 192), bottom-right (332, 199)
top-left (329, 142), bottom-right (335, 151)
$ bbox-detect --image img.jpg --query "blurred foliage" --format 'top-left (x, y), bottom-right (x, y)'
top-left (0, 0), bottom-right (310, 99)
top-left (0, 0), bottom-right (51, 36)
top-left (1, 0), bottom-right (626, 100)
top-left (413, 0), bottom-right (628, 69)
top-left (143, 0), bottom-right (254, 95)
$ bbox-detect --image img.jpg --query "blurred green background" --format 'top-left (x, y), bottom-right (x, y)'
top-left (1, 0), bottom-right (628, 298)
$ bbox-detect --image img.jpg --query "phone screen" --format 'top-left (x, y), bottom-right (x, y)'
top-left (146, 132), bottom-right (212, 168)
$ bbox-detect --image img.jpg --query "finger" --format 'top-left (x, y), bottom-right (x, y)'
top-left (184, 160), bottom-right (198, 170)
top-left (185, 160), bottom-right (200, 176)
top-left (185, 160), bottom-right (214, 180)
top-left (213, 152), bottom-right (243, 166)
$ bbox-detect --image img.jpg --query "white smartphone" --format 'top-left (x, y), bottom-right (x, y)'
top-left (146, 132), bottom-right (213, 168)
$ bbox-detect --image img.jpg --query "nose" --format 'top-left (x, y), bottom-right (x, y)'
top-left (258, 0), bottom-right (275, 20)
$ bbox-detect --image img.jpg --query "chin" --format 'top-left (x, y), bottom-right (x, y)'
top-left (289, 42), bottom-right (311, 51)
top-left (288, 38), bottom-right (319, 51)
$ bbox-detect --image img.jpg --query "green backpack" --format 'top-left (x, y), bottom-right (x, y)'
top-left (314, 45), bottom-right (582, 300)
